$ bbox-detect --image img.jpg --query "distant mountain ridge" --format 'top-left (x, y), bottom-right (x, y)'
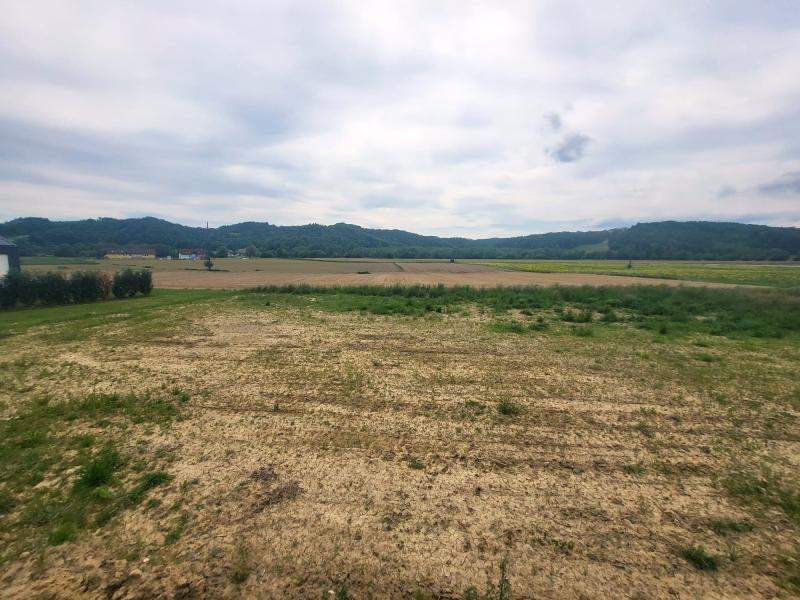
top-left (1, 217), bottom-right (799, 261)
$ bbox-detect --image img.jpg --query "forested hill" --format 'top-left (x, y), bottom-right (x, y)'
top-left (1, 217), bottom-right (799, 260)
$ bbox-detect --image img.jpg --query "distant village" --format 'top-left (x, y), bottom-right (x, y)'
top-left (103, 247), bottom-right (255, 260)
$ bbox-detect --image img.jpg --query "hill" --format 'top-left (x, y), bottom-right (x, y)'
top-left (1, 217), bottom-right (798, 260)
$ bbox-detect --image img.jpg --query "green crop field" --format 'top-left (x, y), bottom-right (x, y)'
top-left (477, 260), bottom-right (800, 288)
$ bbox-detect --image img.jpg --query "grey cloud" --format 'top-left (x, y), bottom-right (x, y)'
top-left (547, 133), bottom-right (592, 163)
top-left (544, 112), bottom-right (562, 132)
top-left (758, 172), bottom-right (800, 196)
top-left (717, 185), bottom-right (737, 198)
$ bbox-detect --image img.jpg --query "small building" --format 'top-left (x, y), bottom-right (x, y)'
top-left (104, 247), bottom-right (156, 259)
top-left (0, 235), bottom-right (21, 277)
top-left (177, 248), bottom-right (207, 260)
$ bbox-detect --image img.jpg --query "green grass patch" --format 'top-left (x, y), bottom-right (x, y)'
top-left (478, 260), bottom-right (800, 288)
top-left (244, 284), bottom-right (800, 340)
top-left (723, 469), bottom-right (800, 524)
top-left (0, 391), bottom-right (183, 562)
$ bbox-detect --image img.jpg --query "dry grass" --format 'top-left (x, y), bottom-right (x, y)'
top-left (0, 292), bottom-right (798, 598)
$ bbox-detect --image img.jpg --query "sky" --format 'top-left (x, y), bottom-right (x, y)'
top-left (0, 1), bottom-right (799, 238)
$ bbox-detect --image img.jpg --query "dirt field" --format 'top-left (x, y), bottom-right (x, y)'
top-left (1, 289), bottom-right (798, 598)
top-left (23, 258), bottom-right (748, 289)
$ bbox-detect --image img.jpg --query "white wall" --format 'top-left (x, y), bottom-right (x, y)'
top-left (0, 253), bottom-right (8, 277)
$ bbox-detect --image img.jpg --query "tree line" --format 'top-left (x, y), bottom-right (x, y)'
top-left (1, 217), bottom-right (798, 261)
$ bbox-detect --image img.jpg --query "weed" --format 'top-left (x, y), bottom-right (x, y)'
top-left (488, 320), bottom-right (527, 334)
top-left (125, 471), bottom-right (172, 506)
top-left (463, 557), bottom-right (511, 600)
top-left (679, 545), bottom-right (718, 571)
top-left (709, 518), bottom-right (754, 536)
top-left (497, 398), bottom-right (521, 417)
top-left (229, 544), bottom-right (252, 585)
top-left (165, 513), bottom-right (189, 545)
top-left (571, 326), bottom-right (593, 337)
top-left (623, 462), bottom-right (647, 476)
top-left (74, 446), bottom-right (122, 491)
top-left (407, 458), bottom-right (425, 470)
top-left (48, 523), bottom-right (76, 546)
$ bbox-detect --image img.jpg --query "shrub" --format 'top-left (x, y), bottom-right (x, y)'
top-left (97, 272), bottom-right (113, 299)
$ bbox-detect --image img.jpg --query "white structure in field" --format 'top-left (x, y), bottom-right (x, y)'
top-left (0, 235), bottom-right (21, 277)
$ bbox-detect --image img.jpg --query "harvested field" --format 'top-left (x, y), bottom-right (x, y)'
top-left (151, 269), bottom-right (744, 289)
top-left (23, 258), bottom-right (753, 290)
top-left (1, 286), bottom-right (798, 598)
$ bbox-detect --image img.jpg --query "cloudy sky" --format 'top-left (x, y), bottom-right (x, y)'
top-left (1, 1), bottom-right (799, 237)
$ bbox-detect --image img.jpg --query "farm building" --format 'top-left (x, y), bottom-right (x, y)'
top-left (0, 235), bottom-right (21, 277)
top-left (177, 248), bottom-right (207, 260)
top-left (104, 247), bottom-right (156, 259)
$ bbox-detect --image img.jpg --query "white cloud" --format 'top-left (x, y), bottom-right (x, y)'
top-left (0, 0), bottom-right (798, 236)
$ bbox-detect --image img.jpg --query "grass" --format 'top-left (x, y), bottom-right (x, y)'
top-left (21, 256), bottom-right (100, 266)
top-left (478, 260), bottom-right (800, 288)
top-left (0, 288), bottom-right (230, 342)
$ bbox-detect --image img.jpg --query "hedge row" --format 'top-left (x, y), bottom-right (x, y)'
top-left (0, 268), bottom-right (153, 309)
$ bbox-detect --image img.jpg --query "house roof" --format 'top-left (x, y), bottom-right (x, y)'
top-left (0, 234), bottom-right (16, 247)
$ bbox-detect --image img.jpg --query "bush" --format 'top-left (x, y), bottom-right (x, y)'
top-left (0, 268), bottom-right (153, 309)
top-left (36, 272), bottom-right (71, 305)
top-left (136, 269), bottom-right (153, 295)
top-left (69, 271), bottom-right (105, 303)
top-left (112, 268), bottom-right (138, 298)
top-left (0, 271), bottom-right (24, 308)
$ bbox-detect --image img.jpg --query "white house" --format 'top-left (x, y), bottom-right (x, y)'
top-left (177, 248), bottom-right (206, 260)
top-left (0, 235), bottom-right (21, 277)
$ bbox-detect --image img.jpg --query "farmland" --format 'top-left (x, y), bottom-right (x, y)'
top-left (21, 257), bottom-right (800, 289)
top-left (1, 284), bottom-right (799, 598)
